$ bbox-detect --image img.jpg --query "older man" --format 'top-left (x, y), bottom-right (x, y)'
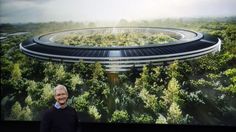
top-left (40, 84), bottom-right (79, 132)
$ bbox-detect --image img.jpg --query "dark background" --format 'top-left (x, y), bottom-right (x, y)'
top-left (1, 121), bottom-right (234, 132)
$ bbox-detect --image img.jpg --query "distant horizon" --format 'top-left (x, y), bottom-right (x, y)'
top-left (0, 0), bottom-right (236, 24)
top-left (0, 16), bottom-right (236, 25)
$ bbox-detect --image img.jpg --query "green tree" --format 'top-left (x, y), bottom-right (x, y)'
top-left (26, 80), bottom-right (39, 98)
top-left (156, 114), bottom-right (167, 124)
top-left (25, 95), bottom-right (33, 106)
top-left (87, 79), bottom-right (110, 103)
top-left (219, 68), bottom-right (236, 94)
top-left (139, 88), bottom-right (158, 112)
top-left (43, 62), bottom-right (65, 83)
top-left (66, 74), bottom-right (83, 91)
top-left (87, 62), bottom-right (110, 102)
top-left (193, 54), bottom-right (220, 74)
top-left (39, 83), bottom-right (54, 107)
top-left (148, 66), bottom-right (165, 95)
top-left (1, 56), bottom-right (13, 79)
top-left (167, 102), bottom-right (183, 124)
top-left (72, 60), bottom-right (88, 78)
top-left (161, 78), bottom-right (181, 107)
top-left (134, 66), bottom-right (150, 92)
top-left (132, 113), bottom-right (154, 123)
top-left (92, 62), bottom-right (105, 81)
top-left (73, 92), bottom-right (90, 112)
top-left (224, 68), bottom-right (236, 83)
top-left (9, 102), bottom-right (33, 120)
top-left (88, 105), bottom-right (101, 121)
top-left (168, 60), bottom-right (179, 78)
top-left (149, 66), bottom-right (161, 82)
top-left (9, 101), bottom-right (22, 120)
top-left (43, 62), bottom-right (55, 82)
top-left (11, 63), bottom-right (22, 80)
top-left (20, 106), bottom-right (32, 120)
top-left (54, 64), bottom-right (66, 82)
top-left (110, 110), bottom-right (129, 123)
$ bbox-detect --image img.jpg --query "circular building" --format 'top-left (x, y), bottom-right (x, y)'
top-left (20, 27), bottom-right (221, 72)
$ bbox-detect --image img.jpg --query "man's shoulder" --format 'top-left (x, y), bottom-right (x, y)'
top-left (40, 106), bottom-right (55, 121)
top-left (42, 106), bottom-right (56, 115)
top-left (66, 106), bottom-right (77, 112)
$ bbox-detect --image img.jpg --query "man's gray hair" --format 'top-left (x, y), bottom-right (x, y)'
top-left (54, 84), bottom-right (68, 95)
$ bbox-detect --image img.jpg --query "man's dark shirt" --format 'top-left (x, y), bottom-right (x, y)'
top-left (40, 106), bottom-right (78, 132)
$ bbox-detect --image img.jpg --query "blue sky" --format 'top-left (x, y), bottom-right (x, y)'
top-left (0, 0), bottom-right (236, 23)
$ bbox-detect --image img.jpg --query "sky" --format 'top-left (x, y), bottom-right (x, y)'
top-left (0, 0), bottom-right (236, 23)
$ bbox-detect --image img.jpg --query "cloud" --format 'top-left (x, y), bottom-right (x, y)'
top-left (0, 0), bottom-right (236, 23)
top-left (0, 0), bottom-right (51, 4)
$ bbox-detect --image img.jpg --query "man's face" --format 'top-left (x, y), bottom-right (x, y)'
top-left (54, 89), bottom-right (68, 105)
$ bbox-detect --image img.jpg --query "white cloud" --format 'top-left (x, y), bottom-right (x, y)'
top-left (0, 0), bottom-right (236, 23)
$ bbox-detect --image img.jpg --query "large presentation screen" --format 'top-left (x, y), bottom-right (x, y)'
top-left (1, 0), bottom-right (236, 127)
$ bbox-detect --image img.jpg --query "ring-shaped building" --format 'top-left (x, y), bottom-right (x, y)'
top-left (20, 27), bottom-right (221, 72)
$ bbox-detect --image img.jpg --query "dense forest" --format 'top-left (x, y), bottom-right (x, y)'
top-left (1, 17), bottom-right (236, 126)
top-left (56, 32), bottom-right (176, 47)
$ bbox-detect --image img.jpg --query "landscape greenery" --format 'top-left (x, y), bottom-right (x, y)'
top-left (1, 17), bottom-right (236, 126)
top-left (56, 32), bottom-right (176, 47)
